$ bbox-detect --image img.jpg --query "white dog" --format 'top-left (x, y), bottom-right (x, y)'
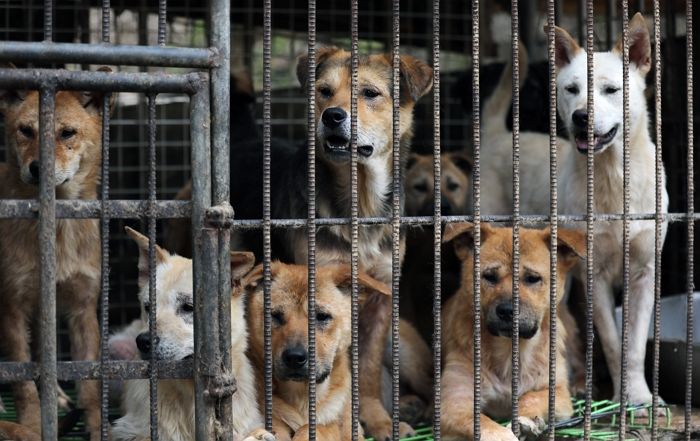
top-left (112, 227), bottom-right (274, 441)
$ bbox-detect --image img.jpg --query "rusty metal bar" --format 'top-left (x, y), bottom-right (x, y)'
top-left (584, 0), bottom-right (596, 438)
top-left (43, 0), bottom-right (52, 41)
top-left (262, 0), bottom-right (274, 432)
top-left (510, 2), bottom-right (522, 436)
top-left (685, 0), bottom-right (695, 438)
top-left (471, 0), bottom-right (482, 438)
top-left (38, 86), bottom-right (58, 441)
top-left (0, 360), bottom-right (193, 381)
top-left (306, 0), bottom-right (318, 437)
top-left (431, 0), bottom-right (442, 436)
top-left (391, 0), bottom-right (401, 436)
top-left (157, 0), bottom-right (167, 46)
top-left (0, 199), bottom-right (190, 219)
top-left (0, 42), bottom-right (217, 68)
top-left (0, 69), bottom-right (202, 94)
top-left (546, 0), bottom-right (559, 439)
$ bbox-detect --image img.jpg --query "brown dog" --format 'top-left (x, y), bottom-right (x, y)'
top-left (440, 223), bottom-right (584, 441)
top-left (404, 151), bottom-right (472, 217)
top-left (0, 75), bottom-right (113, 439)
top-left (244, 262), bottom-right (391, 441)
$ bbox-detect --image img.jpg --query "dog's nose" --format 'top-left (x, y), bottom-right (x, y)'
top-left (441, 196), bottom-right (452, 215)
top-left (495, 302), bottom-right (513, 322)
top-left (28, 161), bottom-right (40, 180)
top-left (136, 333), bottom-right (159, 354)
top-left (322, 107), bottom-right (347, 129)
top-left (282, 346), bottom-right (308, 369)
top-left (572, 109), bottom-right (588, 128)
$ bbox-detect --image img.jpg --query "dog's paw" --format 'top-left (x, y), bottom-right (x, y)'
top-left (509, 416), bottom-right (546, 441)
top-left (398, 394), bottom-right (428, 426)
top-left (482, 424), bottom-right (519, 441)
top-left (242, 428), bottom-right (276, 441)
top-left (398, 421), bottom-right (416, 439)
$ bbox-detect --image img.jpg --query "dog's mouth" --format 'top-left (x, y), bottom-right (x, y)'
top-left (182, 354), bottom-right (194, 360)
top-left (276, 368), bottom-right (331, 384)
top-left (322, 136), bottom-right (374, 161)
top-left (574, 125), bottom-right (618, 154)
top-left (486, 318), bottom-right (539, 340)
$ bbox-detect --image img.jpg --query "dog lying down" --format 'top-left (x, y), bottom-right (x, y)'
top-left (111, 227), bottom-right (273, 441)
top-left (441, 223), bottom-right (585, 441)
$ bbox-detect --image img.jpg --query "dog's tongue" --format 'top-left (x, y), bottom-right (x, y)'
top-left (576, 137), bottom-right (598, 151)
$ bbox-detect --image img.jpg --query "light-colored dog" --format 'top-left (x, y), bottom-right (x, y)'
top-left (552, 13), bottom-right (667, 407)
top-left (244, 262), bottom-right (391, 441)
top-left (441, 223), bottom-right (584, 441)
top-left (112, 227), bottom-right (273, 441)
top-left (0, 71), bottom-right (114, 439)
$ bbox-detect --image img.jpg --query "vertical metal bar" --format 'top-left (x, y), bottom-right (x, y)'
top-left (157, 0), bottom-right (167, 46)
top-left (349, 0), bottom-right (360, 439)
top-left (471, 0), bottom-right (482, 439)
top-left (39, 86), bottom-right (58, 441)
top-left (618, 3), bottom-right (631, 439)
top-left (99, 2), bottom-right (112, 440)
top-left (306, 0), bottom-right (318, 437)
top-left (43, 0), bottom-right (53, 41)
top-left (584, 0), bottom-right (596, 439)
top-left (546, 2), bottom-right (559, 440)
top-left (431, 0), bottom-right (442, 437)
top-left (578, 0), bottom-right (586, 45)
top-left (651, 0), bottom-right (663, 436)
top-left (685, 1), bottom-right (694, 439)
top-left (510, 3), bottom-right (521, 437)
top-left (262, 0), bottom-right (274, 432)
top-left (210, 0), bottom-right (232, 435)
top-left (147, 93), bottom-right (159, 441)
top-left (391, 0), bottom-right (401, 437)
top-left (606, 0), bottom-right (615, 48)
top-left (191, 81), bottom-right (216, 441)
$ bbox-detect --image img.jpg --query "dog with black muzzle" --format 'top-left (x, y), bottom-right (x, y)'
top-left (441, 223), bottom-right (585, 441)
top-left (244, 262), bottom-right (391, 441)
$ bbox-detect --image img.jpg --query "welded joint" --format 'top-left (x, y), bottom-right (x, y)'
top-left (205, 203), bottom-right (234, 229)
top-left (202, 370), bottom-right (237, 400)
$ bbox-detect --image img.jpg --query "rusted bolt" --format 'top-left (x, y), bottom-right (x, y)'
top-left (205, 203), bottom-right (234, 229)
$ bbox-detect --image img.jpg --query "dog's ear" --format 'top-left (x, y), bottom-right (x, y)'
top-left (240, 262), bottom-right (281, 293)
top-left (0, 63), bottom-right (27, 116)
top-left (73, 66), bottom-right (117, 117)
top-left (545, 25), bottom-right (581, 68)
top-left (406, 154), bottom-right (420, 171)
top-left (125, 226), bottom-right (170, 286)
top-left (296, 46), bottom-right (341, 89)
top-left (333, 267), bottom-right (391, 305)
top-left (542, 227), bottom-right (586, 271)
top-left (448, 152), bottom-right (473, 176)
top-left (443, 222), bottom-right (494, 261)
top-left (230, 251), bottom-right (256, 289)
top-left (613, 13), bottom-right (651, 77)
top-left (399, 55), bottom-right (434, 103)
top-left (231, 69), bottom-right (255, 104)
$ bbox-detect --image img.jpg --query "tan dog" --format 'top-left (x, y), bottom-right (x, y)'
top-left (441, 223), bottom-right (585, 441)
top-left (0, 73), bottom-right (114, 439)
top-left (244, 262), bottom-right (391, 441)
top-left (112, 228), bottom-right (273, 441)
top-left (404, 151), bottom-right (472, 216)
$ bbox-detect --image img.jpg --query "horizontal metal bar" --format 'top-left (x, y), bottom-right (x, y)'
top-left (0, 69), bottom-right (204, 94)
top-left (0, 360), bottom-right (193, 382)
top-left (0, 41), bottom-right (218, 68)
top-left (0, 200), bottom-right (190, 219)
top-left (230, 212), bottom-right (700, 228)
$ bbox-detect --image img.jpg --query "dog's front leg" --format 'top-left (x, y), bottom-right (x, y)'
top-left (518, 383), bottom-right (573, 422)
top-left (59, 275), bottom-right (102, 440)
top-left (291, 423), bottom-right (341, 441)
top-left (589, 273), bottom-right (621, 400)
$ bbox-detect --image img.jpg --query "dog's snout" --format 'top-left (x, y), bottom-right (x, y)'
top-left (136, 332), bottom-right (159, 354)
top-left (282, 345), bottom-right (308, 369)
top-left (322, 107), bottom-right (347, 129)
top-left (572, 109), bottom-right (588, 128)
top-left (28, 161), bottom-right (40, 180)
top-left (495, 302), bottom-right (513, 322)
top-left (441, 196), bottom-right (452, 215)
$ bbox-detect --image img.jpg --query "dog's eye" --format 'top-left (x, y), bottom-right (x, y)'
top-left (180, 302), bottom-right (194, 314)
top-left (18, 126), bottom-right (34, 139)
top-left (319, 86), bottom-right (332, 98)
top-left (316, 311), bottom-right (332, 323)
top-left (483, 271), bottom-right (499, 284)
top-left (523, 274), bottom-right (542, 285)
top-left (60, 128), bottom-right (76, 140)
top-left (447, 181), bottom-right (459, 192)
top-left (604, 86), bottom-right (620, 95)
top-left (565, 84), bottom-right (579, 95)
top-left (363, 88), bottom-right (380, 99)
top-left (413, 182), bottom-right (429, 193)
top-left (271, 311), bottom-right (285, 325)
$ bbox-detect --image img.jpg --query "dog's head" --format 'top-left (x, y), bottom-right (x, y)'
top-left (549, 13), bottom-right (651, 155)
top-left (0, 66), bottom-right (116, 194)
top-left (297, 47), bottom-right (433, 167)
top-left (404, 152), bottom-right (472, 216)
top-left (444, 223), bottom-right (585, 339)
top-left (125, 227), bottom-right (255, 361)
top-left (245, 262), bottom-right (390, 383)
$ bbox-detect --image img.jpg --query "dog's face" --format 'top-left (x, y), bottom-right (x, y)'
top-left (297, 47), bottom-right (433, 167)
top-left (125, 227), bottom-right (255, 362)
top-left (444, 223), bottom-right (585, 339)
top-left (0, 67), bottom-right (115, 192)
top-left (404, 152), bottom-right (472, 216)
top-left (245, 263), bottom-right (390, 383)
top-left (551, 13), bottom-right (651, 155)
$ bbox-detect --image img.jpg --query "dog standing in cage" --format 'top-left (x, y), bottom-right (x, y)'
top-left (551, 13), bottom-right (668, 409)
top-left (111, 228), bottom-right (274, 441)
top-left (0, 73), bottom-right (114, 440)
